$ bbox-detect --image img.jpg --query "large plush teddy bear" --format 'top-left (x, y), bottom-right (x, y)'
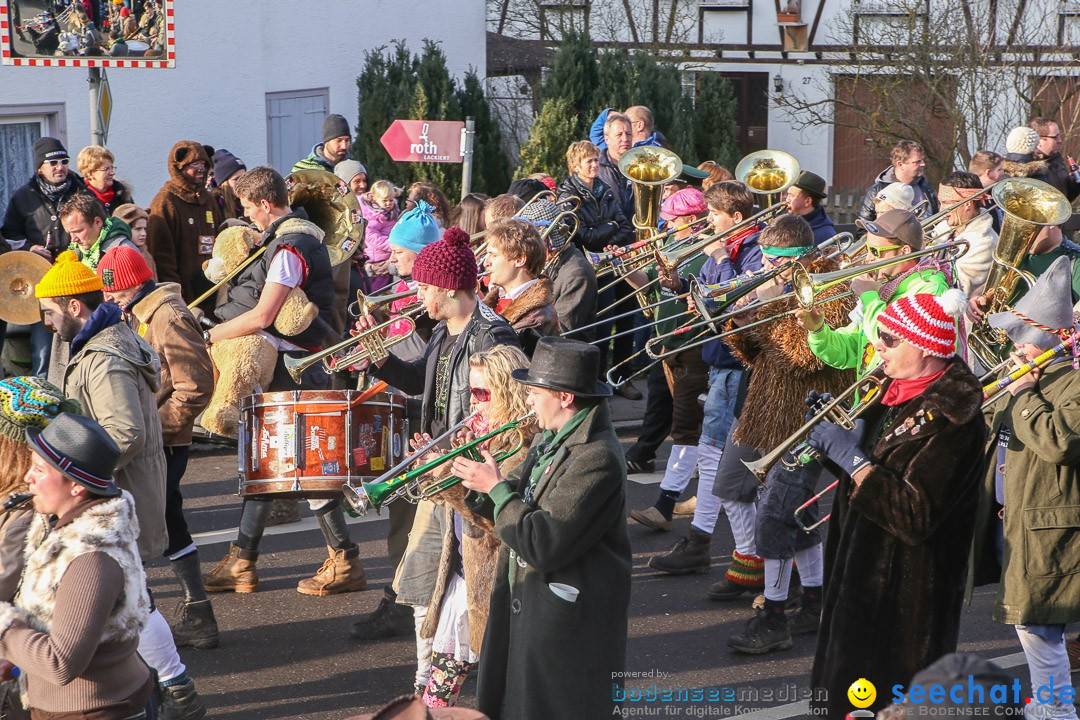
top-left (200, 225), bottom-right (319, 438)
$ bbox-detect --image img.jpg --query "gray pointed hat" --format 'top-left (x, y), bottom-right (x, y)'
top-left (987, 255), bottom-right (1075, 350)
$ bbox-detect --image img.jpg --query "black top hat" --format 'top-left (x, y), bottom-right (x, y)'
top-left (792, 170), bottom-right (828, 200)
top-left (511, 337), bottom-right (613, 398)
top-left (27, 413), bottom-right (121, 497)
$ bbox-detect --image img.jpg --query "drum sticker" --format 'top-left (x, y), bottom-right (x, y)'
top-left (381, 427), bottom-right (390, 463)
top-left (353, 446), bottom-right (368, 466)
top-left (282, 425), bottom-right (295, 459)
top-left (371, 456), bottom-right (385, 471)
top-left (392, 433), bottom-right (401, 460)
top-left (309, 426), bottom-right (321, 452)
top-left (328, 436), bottom-right (337, 451)
top-left (322, 461), bottom-right (341, 475)
top-left (374, 415), bottom-right (383, 434)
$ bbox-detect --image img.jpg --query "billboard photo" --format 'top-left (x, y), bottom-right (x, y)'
top-left (1, 0), bottom-right (174, 68)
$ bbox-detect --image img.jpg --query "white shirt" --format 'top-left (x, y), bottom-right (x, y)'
top-left (497, 277), bottom-right (539, 301)
top-left (259, 247), bottom-right (306, 352)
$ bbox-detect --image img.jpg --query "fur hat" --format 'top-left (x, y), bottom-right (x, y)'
top-left (97, 246), bottom-right (153, 291)
top-left (878, 290), bottom-right (966, 357)
top-left (322, 114), bottom-right (351, 144)
top-left (411, 227), bottom-right (477, 291)
top-left (33, 137), bottom-right (68, 170)
top-left (988, 255), bottom-right (1075, 350)
top-left (388, 200), bottom-right (441, 255)
top-left (35, 251), bottom-right (103, 298)
top-left (1006, 127), bottom-right (1039, 156)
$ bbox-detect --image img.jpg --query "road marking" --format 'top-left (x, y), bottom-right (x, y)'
top-left (730, 652), bottom-right (1030, 720)
top-left (192, 510), bottom-right (385, 547)
top-left (628, 472), bottom-right (663, 485)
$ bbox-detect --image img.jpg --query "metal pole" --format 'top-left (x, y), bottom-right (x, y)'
top-left (88, 67), bottom-right (105, 145)
top-left (460, 116), bottom-right (475, 200)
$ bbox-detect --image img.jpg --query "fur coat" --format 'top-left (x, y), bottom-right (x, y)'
top-left (482, 278), bottom-right (561, 338)
top-left (724, 256), bottom-right (856, 451)
top-left (811, 358), bottom-right (986, 719)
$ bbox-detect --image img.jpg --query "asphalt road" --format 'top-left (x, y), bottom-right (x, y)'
top-left (156, 393), bottom-right (1046, 719)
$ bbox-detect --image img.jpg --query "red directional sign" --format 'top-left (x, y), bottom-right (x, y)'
top-left (380, 120), bottom-right (465, 164)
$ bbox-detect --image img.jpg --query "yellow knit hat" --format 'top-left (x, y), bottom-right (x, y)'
top-left (35, 251), bottom-right (104, 298)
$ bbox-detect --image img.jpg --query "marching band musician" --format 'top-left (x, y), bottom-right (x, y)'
top-left (480, 219), bottom-right (560, 343)
top-left (653, 181), bottom-right (764, 598)
top-left (971, 259), bottom-right (1080, 719)
top-left (715, 215), bottom-right (855, 654)
top-left (202, 167), bottom-right (367, 599)
top-left (929, 171), bottom-right (999, 298)
top-left (450, 336), bottom-right (631, 720)
top-left (806, 290), bottom-right (984, 719)
top-left (417, 346), bottom-right (538, 707)
top-left (354, 226), bottom-right (519, 695)
top-left (800, 208), bottom-right (952, 383)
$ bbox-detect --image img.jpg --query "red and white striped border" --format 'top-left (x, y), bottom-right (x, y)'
top-left (0, 0), bottom-right (175, 68)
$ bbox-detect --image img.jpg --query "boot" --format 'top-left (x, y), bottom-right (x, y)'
top-left (266, 498), bottom-right (300, 526)
top-left (727, 605), bottom-right (793, 655)
top-left (708, 550), bottom-right (764, 601)
top-left (789, 586), bottom-right (822, 635)
top-left (1069, 636), bottom-right (1080, 671)
top-left (648, 528), bottom-right (711, 575)
top-left (629, 506), bottom-right (672, 532)
top-left (159, 676), bottom-right (207, 720)
top-left (297, 546), bottom-right (366, 596)
top-left (202, 543), bottom-right (258, 594)
top-left (351, 587), bottom-right (414, 640)
top-left (673, 496), bottom-right (697, 516)
top-left (171, 599), bottom-right (219, 650)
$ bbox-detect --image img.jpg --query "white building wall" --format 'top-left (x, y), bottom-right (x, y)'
top-left (0, 0), bottom-right (486, 205)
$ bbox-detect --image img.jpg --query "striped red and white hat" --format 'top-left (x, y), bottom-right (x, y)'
top-left (877, 289), bottom-right (966, 358)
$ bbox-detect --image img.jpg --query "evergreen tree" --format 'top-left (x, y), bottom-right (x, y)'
top-left (516, 97), bottom-right (578, 179)
top-left (540, 29), bottom-right (598, 138)
top-left (457, 71), bottom-right (512, 194)
top-left (409, 41), bottom-right (461, 196)
top-left (693, 73), bottom-right (740, 170)
top-left (354, 41), bottom-right (416, 189)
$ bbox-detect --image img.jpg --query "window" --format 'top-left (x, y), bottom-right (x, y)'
top-left (0, 104), bottom-right (65, 214)
top-left (265, 89), bottom-right (330, 177)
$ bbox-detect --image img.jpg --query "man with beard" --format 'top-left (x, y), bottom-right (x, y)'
top-left (1028, 116), bottom-right (1080, 201)
top-left (147, 141), bottom-right (226, 312)
top-left (293, 114), bottom-right (352, 173)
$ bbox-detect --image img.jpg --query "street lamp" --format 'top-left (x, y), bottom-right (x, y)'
top-left (773, 73), bottom-right (785, 95)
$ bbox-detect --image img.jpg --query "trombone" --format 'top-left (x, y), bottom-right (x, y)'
top-left (283, 304), bottom-right (425, 383)
top-left (342, 411), bottom-right (536, 515)
top-left (746, 369), bottom-right (888, 485)
top-left (587, 217), bottom-right (710, 280)
top-left (348, 287), bottom-right (419, 319)
top-left (981, 332), bottom-right (1078, 409)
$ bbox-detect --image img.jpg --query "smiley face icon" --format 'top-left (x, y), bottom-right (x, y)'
top-left (848, 678), bottom-right (876, 709)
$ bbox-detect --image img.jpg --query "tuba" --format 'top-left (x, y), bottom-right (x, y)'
top-left (618, 146), bottom-right (684, 241)
top-left (285, 169), bottom-right (366, 267)
top-left (735, 150), bottom-right (800, 209)
top-left (968, 178), bottom-right (1071, 366)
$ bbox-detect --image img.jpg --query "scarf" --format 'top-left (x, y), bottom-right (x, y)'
top-left (725, 223), bottom-right (761, 263)
top-left (71, 217), bottom-right (122, 270)
top-left (881, 369), bottom-right (945, 406)
top-left (70, 302), bottom-right (124, 356)
top-left (35, 174), bottom-right (72, 201)
top-left (89, 184), bottom-right (116, 208)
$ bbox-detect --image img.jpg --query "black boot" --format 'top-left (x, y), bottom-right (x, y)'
top-left (727, 602), bottom-right (793, 655)
top-left (350, 586), bottom-right (414, 641)
top-left (159, 676), bottom-right (207, 720)
top-left (648, 528), bottom-right (711, 575)
top-left (789, 585), bottom-right (822, 635)
top-left (171, 599), bottom-right (219, 650)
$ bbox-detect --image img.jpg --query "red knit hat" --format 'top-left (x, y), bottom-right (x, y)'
top-left (97, 246), bottom-right (154, 291)
top-left (877, 289), bottom-right (966, 358)
top-left (411, 227), bottom-right (478, 291)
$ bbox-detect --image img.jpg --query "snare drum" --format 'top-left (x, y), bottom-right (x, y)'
top-left (238, 390), bottom-right (407, 499)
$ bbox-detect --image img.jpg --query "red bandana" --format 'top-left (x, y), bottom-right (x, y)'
top-left (496, 297), bottom-right (513, 315)
top-left (90, 185), bottom-right (115, 207)
top-left (881, 369), bottom-right (945, 406)
top-left (725, 223), bottom-right (762, 263)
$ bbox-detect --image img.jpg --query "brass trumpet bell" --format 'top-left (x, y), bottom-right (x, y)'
top-left (735, 150), bottom-right (800, 208)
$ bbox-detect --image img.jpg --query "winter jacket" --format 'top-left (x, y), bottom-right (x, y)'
top-left (63, 310), bottom-right (168, 562)
top-left (971, 362), bottom-right (1080, 625)
top-left (857, 166), bottom-right (939, 223)
top-left (129, 282), bottom-right (214, 447)
top-left (358, 194), bottom-right (397, 264)
top-left (811, 358), bottom-right (986, 719)
top-left (801, 205), bottom-right (838, 246)
top-left (1, 174), bottom-right (90, 253)
top-left (556, 175), bottom-right (634, 252)
top-left (474, 400), bottom-right (631, 720)
top-left (546, 245), bottom-right (597, 340)
top-left (931, 212), bottom-right (998, 298)
top-left (1031, 152), bottom-right (1080, 201)
top-left (291, 144), bottom-right (335, 173)
top-left (588, 108), bottom-right (668, 150)
top-left (694, 236), bottom-right (763, 369)
top-left (0, 493), bottom-right (151, 714)
top-left (482, 278), bottom-right (561, 338)
top-left (147, 141), bottom-right (226, 306)
top-left (214, 213), bottom-right (335, 350)
top-left (595, 149), bottom-right (634, 223)
top-left (86, 180), bottom-right (134, 216)
top-left (70, 216), bottom-right (139, 270)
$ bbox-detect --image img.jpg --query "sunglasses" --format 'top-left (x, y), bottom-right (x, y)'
top-left (867, 243), bottom-right (903, 258)
top-left (46, 158), bottom-right (69, 167)
top-left (878, 331), bottom-right (902, 348)
top-left (470, 387), bottom-right (492, 403)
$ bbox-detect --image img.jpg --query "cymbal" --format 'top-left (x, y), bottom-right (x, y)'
top-left (0, 251), bottom-right (51, 325)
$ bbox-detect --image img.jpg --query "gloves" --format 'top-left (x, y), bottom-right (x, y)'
top-left (804, 391), bottom-right (834, 422)
top-left (807, 418), bottom-right (871, 475)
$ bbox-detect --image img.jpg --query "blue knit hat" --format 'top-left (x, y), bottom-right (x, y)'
top-left (388, 200), bottom-right (441, 254)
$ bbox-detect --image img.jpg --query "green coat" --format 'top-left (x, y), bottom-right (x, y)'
top-left (975, 362), bottom-right (1080, 625)
top-left (474, 400), bottom-right (631, 720)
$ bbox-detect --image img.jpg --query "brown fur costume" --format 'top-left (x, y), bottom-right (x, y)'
top-left (723, 256), bottom-right (856, 451)
top-left (1002, 158), bottom-right (1048, 178)
top-left (482, 278), bottom-right (561, 337)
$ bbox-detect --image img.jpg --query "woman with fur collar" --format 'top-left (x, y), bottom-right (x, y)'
top-left (417, 345), bottom-right (538, 707)
top-left (0, 413), bottom-right (153, 719)
top-left (806, 292), bottom-right (986, 719)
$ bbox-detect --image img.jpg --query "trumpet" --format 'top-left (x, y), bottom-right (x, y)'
top-left (744, 370), bottom-right (888, 484)
top-left (283, 305), bottom-right (425, 383)
top-left (342, 412), bottom-right (535, 515)
top-left (348, 287), bottom-right (418, 319)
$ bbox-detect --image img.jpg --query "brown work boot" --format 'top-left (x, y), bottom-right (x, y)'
top-left (202, 543), bottom-right (258, 594)
top-left (297, 546), bottom-right (367, 596)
